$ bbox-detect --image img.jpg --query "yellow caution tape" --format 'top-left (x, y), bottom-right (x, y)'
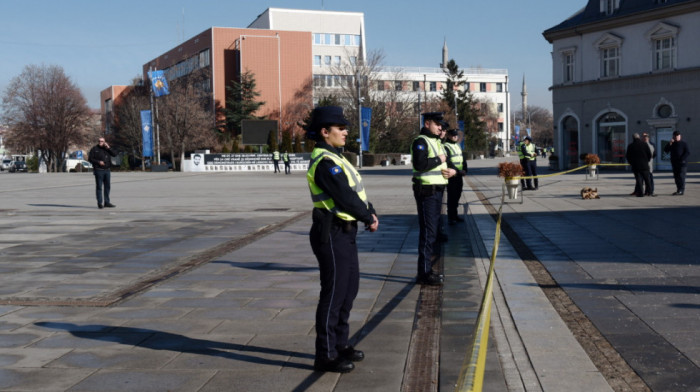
top-left (454, 198), bottom-right (503, 392)
top-left (510, 163), bottom-right (629, 180)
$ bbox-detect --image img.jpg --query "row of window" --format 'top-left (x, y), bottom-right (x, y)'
top-left (375, 80), bottom-right (503, 93)
top-left (163, 49), bottom-right (211, 82)
top-left (562, 29), bottom-right (677, 83)
top-left (313, 33), bottom-right (361, 46)
top-left (313, 55), bottom-right (358, 67)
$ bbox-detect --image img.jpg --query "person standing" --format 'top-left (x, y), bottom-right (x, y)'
top-left (521, 136), bottom-right (539, 190)
top-left (664, 130), bottom-right (690, 195)
top-left (282, 150), bottom-right (291, 174)
top-left (517, 139), bottom-right (528, 190)
top-left (443, 129), bottom-right (467, 225)
top-left (626, 133), bottom-right (652, 197)
top-left (306, 106), bottom-right (379, 373)
top-left (272, 149), bottom-right (281, 173)
top-left (411, 112), bottom-right (455, 286)
top-left (88, 137), bottom-right (117, 209)
top-left (643, 133), bottom-right (657, 196)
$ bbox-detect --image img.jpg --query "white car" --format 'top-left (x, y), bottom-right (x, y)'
top-left (1, 158), bottom-right (11, 171)
top-left (66, 159), bottom-right (93, 172)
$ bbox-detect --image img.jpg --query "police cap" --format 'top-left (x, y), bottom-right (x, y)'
top-left (422, 112), bottom-right (444, 123)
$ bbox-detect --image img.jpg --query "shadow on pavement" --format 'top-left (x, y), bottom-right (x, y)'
top-left (291, 282), bottom-right (416, 392)
top-left (34, 321), bottom-right (314, 370)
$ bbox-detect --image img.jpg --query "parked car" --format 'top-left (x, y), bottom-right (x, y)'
top-left (1, 158), bottom-right (11, 171)
top-left (66, 159), bottom-right (93, 172)
top-left (8, 161), bottom-right (27, 173)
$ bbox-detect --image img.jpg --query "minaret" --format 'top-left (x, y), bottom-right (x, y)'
top-left (441, 38), bottom-right (448, 68)
top-left (521, 74), bottom-right (528, 121)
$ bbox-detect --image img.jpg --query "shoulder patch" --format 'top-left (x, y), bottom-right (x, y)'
top-left (330, 165), bottom-right (343, 175)
top-left (417, 144), bottom-right (426, 151)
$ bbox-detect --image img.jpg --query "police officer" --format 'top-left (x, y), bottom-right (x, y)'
top-left (282, 150), bottom-right (291, 174)
top-left (272, 149), bottom-right (281, 173)
top-left (521, 136), bottom-right (539, 190)
top-left (412, 112), bottom-right (455, 286)
top-left (306, 106), bottom-right (379, 373)
top-left (443, 129), bottom-right (468, 224)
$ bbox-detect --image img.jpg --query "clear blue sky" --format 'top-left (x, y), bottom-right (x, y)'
top-left (0, 0), bottom-right (585, 113)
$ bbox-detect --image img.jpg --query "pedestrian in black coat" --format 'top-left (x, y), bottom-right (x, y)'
top-left (626, 133), bottom-right (652, 197)
top-left (664, 130), bottom-right (690, 195)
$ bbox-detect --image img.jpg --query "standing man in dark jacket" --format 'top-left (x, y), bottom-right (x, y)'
top-left (626, 133), bottom-right (652, 197)
top-left (306, 106), bottom-right (378, 373)
top-left (664, 130), bottom-right (690, 195)
top-left (88, 137), bottom-right (117, 208)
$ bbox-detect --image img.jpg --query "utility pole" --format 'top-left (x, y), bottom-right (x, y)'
top-left (357, 68), bottom-right (363, 168)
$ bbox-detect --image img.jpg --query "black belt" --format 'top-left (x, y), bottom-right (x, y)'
top-left (412, 183), bottom-right (445, 192)
top-left (332, 216), bottom-right (357, 232)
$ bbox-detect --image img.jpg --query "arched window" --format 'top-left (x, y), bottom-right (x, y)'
top-left (596, 111), bottom-right (626, 163)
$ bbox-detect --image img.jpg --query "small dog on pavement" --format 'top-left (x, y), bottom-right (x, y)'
top-left (580, 187), bottom-right (600, 199)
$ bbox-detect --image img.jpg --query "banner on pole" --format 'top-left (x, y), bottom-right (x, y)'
top-left (140, 110), bottom-right (153, 157)
top-left (148, 70), bottom-right (170, 97)
top-left (361, 107), bottom-right (372, 152)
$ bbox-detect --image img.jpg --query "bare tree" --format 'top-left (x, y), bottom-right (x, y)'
top-left (158, 74), bottom-right (217, 167)
top-left (513, 105), bottom-right (553, 147)
top-left (326, 49), bottom-right (423, 153)
top-left (1, 64), bottom-right (91, 171)
top-left (113, 81), bottom-right (150, 167)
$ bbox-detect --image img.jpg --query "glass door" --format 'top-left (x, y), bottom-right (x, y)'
top-left (656, 128), bottom-right (673, 171)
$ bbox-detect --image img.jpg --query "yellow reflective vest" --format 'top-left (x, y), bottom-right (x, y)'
top-left (525, 142), bottom-right (536, 161)
top-left (412, 135), bottom-right (448, 185)
top-left (273, 151), bottom-right (280, 160)
top-left (307, 148), bottom-right (368, 221)
top-left (444, 142), bottom-right (464, 171)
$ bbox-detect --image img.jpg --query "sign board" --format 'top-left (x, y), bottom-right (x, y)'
top-left (187, 153), bottom-right (311, 172)
top-left (242, 120), bottom-right (278, 145)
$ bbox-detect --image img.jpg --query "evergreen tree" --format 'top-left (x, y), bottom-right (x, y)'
top-left (441, 59), bottom-right (488, 154)
top-left (224, 70), bottom-right (265, 139)
top-left (281, 129), bottom-right (293, 153)
top-left (442, 59), bottom-right (464, 111)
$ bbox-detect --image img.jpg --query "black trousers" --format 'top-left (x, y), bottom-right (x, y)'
top-left (310, 220), bottom-right (359, 360)
top-left (413, 184), bottom-right (443, 277)
top-left (93, 169), bottom-right (111, 205)
top-left (284, 162), bottom-right (290, 174)
top-left (447, 175), bottom-right (463, 220)
top-left (525, 159), bottom-right (538, 189)
top-left (273, 160), bottom-right (280, 173)
top-left (633, 170), bottom-right (651, 196)
top-left (672, 164), bottom-right (687, 192)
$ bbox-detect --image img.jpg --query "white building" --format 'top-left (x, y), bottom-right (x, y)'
top-left (250, 8), bottom-right (511, 150)
top-left (544, 0), bottom-right (700, 170)
top-left (248, 8), bottom-right (366, 87)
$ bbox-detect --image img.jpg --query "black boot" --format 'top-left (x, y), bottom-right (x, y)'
top-left (314, 357), bottom-right (355, 373)
top-left (337, 345), bottom-right (364, 362)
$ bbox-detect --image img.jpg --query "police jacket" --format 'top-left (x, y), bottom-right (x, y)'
top-left (411, 128), bottom-right (448, 185)
top-left (88, 144), bottom-right (116, 170)
top-left (444, 140), bottom-right (467, 175)
top-left (308, 142), bottom-right (376, 226)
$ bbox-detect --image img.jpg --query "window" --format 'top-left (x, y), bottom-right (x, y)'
top-left (395, 81), bottom-right (402, 91)
top-left (324, 34), bottom-right (331, 45)
top-left (313, 33), bottom-right (322, 45)
top-left (596, 111), bottom-right (626, 163)
top-left (413, 81), bottom-right (420, 91)
top-left (326, 75), bottom-right (334, 87)
top-left (199, 49), bottom-right (210, 68)
top-left (344, 34), bottom-right (352, 45)
top-left (480, 83), bottom-right (487, 92)
top-left (334, 34), bottom-right (341, 45)
top-left (429, 82), bottom-right (436, 92)
top-left (657, 104), bottom-right (672, 118)
top-left (601, 47), bottom-right (619, 77)
top-left (497, 103), bottom-right (504, 113)
top-left (313, 55), bottom-right (321, 66)
top-left (496, 83), bottom-right (503, 92)
top-left (333, 56), bottom-right (341, 66)
top-left (465, 83), bottom-right (470, 92)
top-left (350, 56), bottom-right (357, 66)
top-left (654, 37), bottom-right (675, 70)
top-left (563, 52), bottom-right (575, 82)
top-left (377, 81), bottom-right (384, 91)
top-left (601, 0), bottom-right (619, 15)
top-left (313, 75), bottom-right (323, 87)
top-left (324, 56), bottom-right (331, 66)
top-left (354, 35), bottom-right (361, 46)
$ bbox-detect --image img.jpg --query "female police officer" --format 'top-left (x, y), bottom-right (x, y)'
top-left (306, 106), bottom-right (379, 373)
